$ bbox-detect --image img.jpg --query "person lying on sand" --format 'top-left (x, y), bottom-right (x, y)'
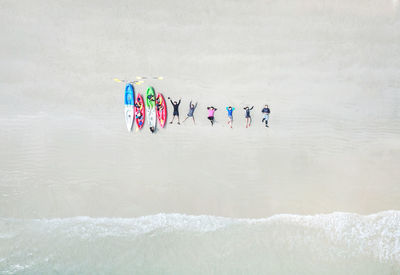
top-left (261, 105), bottom-right (271, 127)
top-left (244, 106), bottom-right (254, 128)
top-left (207, 106), bottom-right (217, 126)
top-left (182, 100), bottom-right (198, 125)
top-left (168, 97), bottom-right (181, 125)
top-left (226, 106), bottom-right (235, 128)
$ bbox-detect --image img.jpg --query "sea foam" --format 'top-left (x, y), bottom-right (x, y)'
top-left (1, 211), bottom-right (399, 274)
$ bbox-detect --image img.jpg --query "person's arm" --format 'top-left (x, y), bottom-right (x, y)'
top-left (233, 107), bottom-right (235, 111)
top-left (189, 100), bottom-right (192, 107)
top-left (194, 102), bottom-right (198, 109)
top-left (170, 99), bottom-right (174, 105)
top-left (178, 99), bottom-right (181, 106)
top-left (250, 106), bottom-right (254, 110)
top-left (226, 107), bottom-right (229, 111)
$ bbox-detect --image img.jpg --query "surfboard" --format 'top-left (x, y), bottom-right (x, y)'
top-left (124, 83), bottom-right (134, 131)
top-left (145, 87), bottom-right (156, 133)
top-left (156, 93), bottom-right (167, 128)
top-left (135, 93), bottom-right (145, 131)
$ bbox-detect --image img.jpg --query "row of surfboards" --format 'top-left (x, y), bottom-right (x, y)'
top-left (124, 83), bottom-right (167, 132)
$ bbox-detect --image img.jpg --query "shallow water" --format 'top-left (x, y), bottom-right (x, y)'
top-left (1, 211), bottom-right (399, 274)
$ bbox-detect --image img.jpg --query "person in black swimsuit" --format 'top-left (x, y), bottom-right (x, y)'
top-left (244, 106), bottom-right (254, 128)
top-left (168, 97), bottom-right (181, 125)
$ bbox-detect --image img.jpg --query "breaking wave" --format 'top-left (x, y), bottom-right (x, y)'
top-left (1, 211), bottom-right (399, 274)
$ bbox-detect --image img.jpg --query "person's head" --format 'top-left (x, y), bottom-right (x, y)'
top-left (228, 106), bottom-right (232, 110)
top-left (265, 104), bottom-right (268, 108)
top-left (174, 101), bottom-right (177, 104)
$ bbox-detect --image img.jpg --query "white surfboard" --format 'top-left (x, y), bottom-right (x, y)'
top-left (125, 106), bottom-right (134, 131)
top-left (147, 107), bottom-right (156, 133)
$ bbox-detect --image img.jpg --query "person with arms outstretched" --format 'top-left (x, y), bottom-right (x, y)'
top-left (261, 104), bottom-right (271, 127)
top-left (207, 106), bottom-right (217, 126)
top-left (168, 97), bottom-right (181, 124)
top-left (226, 106), bottom-right (235, 128)
top-left (182, 100), bottom-right (198, 125)
top-left (244, 106), bottom-right (254, 128)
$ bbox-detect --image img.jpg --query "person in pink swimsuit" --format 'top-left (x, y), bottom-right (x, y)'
top-left (207, 106), bottom-right (217, 126)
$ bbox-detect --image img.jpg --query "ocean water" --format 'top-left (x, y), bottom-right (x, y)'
top-left (1, 211), bottom-right (399, 274)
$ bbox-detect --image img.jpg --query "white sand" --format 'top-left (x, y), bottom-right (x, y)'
top-left (1, 0), bottom-right (400, 218)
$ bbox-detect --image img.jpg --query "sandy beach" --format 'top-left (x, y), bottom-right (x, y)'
top-left (1, 0), bottom-right (400, 273)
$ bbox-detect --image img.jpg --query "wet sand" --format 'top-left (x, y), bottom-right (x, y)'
top-left (1, 0), bottom-right (400, 218)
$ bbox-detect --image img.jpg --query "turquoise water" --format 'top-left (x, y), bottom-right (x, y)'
top-left (1, 211), bottom-right (399, 274)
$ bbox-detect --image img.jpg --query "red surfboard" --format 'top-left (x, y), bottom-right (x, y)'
top-left (135, 94), bottom-right (145, 130)
top-left (156, 93), bottom-right (167, 128)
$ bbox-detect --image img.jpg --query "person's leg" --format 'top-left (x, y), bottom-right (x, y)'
top-left (182, 116), bottom-right (189, 123)
top-left (177, 115), bottom-right (180, 124)
top-left (192, 116), bottom-right (196, 125)
top-left (245, 117), bottom-right (248, 128)
top-left (249, 116), bottom-right (252, 126)
top-left (170, 115), bottom-right (175, 124)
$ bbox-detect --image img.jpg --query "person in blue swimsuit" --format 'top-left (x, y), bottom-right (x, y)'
top-left (226, 106), bottom-right (235, 128)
